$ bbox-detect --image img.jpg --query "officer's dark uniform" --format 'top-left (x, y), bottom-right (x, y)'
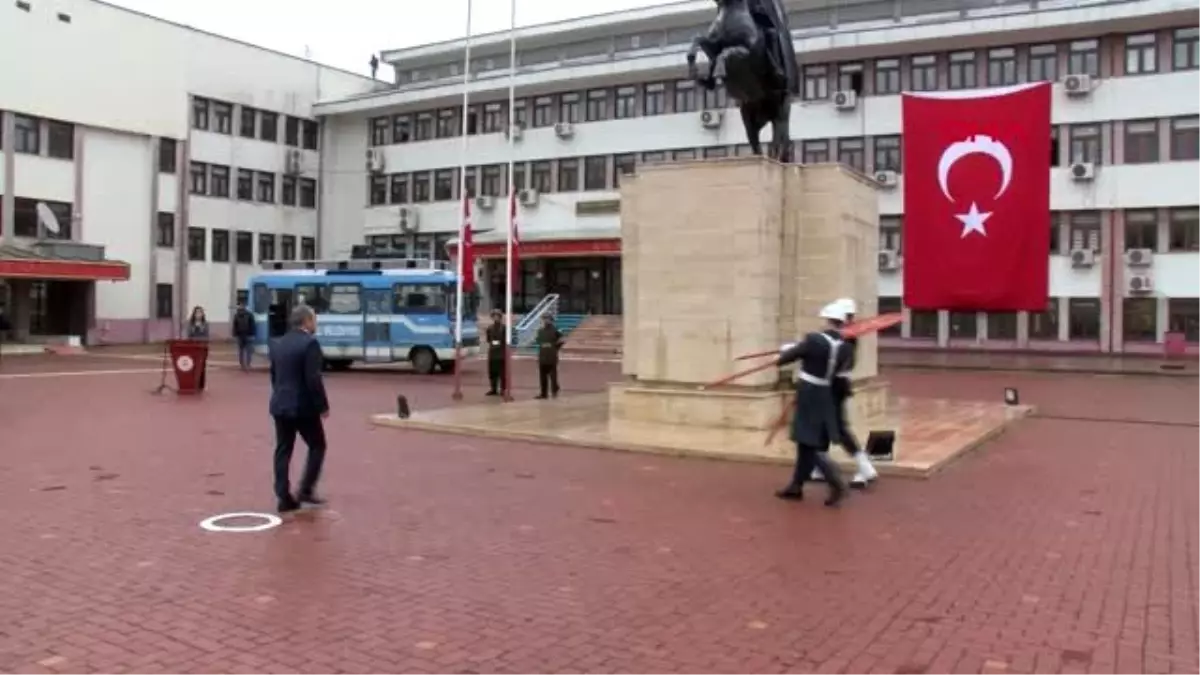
top-left (775, 328), bottom-right (848, 505)
top-left (832, 335), bottom-right (860, 454)
top-left (485, 316), bottom-right (506, 396)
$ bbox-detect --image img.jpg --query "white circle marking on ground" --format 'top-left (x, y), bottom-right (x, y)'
top-left (199, 512), bottom-right (282, 533)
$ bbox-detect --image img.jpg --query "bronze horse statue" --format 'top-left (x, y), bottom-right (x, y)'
top-left (687, 0), bottom-right (799, 163)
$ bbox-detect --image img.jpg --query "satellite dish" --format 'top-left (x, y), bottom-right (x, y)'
top-left (36, 202), bottom-right (61, 235)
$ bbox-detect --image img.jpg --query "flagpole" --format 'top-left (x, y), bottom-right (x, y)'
top-left (502, 0), bottom-right (517, 402)
top-left (452, 0), bottom-right (473, 402)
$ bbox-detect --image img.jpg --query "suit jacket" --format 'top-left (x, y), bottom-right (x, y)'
top-left (269, 329), bottom-right (330, 418)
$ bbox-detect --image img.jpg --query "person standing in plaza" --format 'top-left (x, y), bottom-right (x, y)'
top-left (831, 298), bottom-right (879, 488)
top-left (185, 306), bottom-right (210, 390)
top-left (485, 309), bottom-right (507, 396)
top-left (268, 305), bottom-right (329, 514)
top-left (231, 301), bottom-right (257, 372)
top-left (534, 313), bottom-right (564, 399)
top-left (773, 301), bottom-right (849, 507)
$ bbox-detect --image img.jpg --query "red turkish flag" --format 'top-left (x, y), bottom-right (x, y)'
top-left (459, 196), bottom-right (476, 293)
top-left (509, 191), bottom-right (521, 291)
top-left (901, 82), bottom-right (1051, 312)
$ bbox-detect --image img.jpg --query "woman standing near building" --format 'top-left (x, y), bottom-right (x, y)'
top-left (185, 306), bottom-right (210, 391)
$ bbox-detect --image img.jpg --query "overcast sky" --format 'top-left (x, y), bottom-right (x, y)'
top-left (107, 0), bottom-right (678, 78)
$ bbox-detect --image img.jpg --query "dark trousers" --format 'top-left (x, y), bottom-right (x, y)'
top-left (487, 357), bottom-right (504, 393)
top-left (273, 414), bottom-right (327, 503)
top-left (236, 337), bottom-right (254, 370)
top-left (834, 395), bottom-right (861, 455)
top-left (790, 442), bottom-right (845, 493)
top-left (538, 363), bottom-right (559, 397)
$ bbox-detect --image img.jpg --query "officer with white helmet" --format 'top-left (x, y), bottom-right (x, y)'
top-left (829, 297), bottom-right (879, 488)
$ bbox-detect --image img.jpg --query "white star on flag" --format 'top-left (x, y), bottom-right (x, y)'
top-left (955, 202), bottom-right (992, 238)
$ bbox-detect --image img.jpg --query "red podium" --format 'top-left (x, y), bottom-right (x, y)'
top-left (167, 339), bottom-right (210, 394)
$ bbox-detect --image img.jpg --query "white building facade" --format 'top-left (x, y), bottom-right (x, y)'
top-left (316, 0), bottom-right (1200, 355)
top-left (0, 0), bottom-right (376, 343)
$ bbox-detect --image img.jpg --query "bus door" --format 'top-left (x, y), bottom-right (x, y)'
top-left (268, 288), bottom-right (292, 339)
top-left (362, 287), bottom-right (393, 363)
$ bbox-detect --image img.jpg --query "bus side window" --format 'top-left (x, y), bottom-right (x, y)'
top-left (296, 284), bottom-right (331, 313)
top-left (327, 284), bottom-right (362, 314)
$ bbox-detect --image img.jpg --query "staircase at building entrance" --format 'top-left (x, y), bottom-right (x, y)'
top-left (560, 315), bottom-right (622, 358)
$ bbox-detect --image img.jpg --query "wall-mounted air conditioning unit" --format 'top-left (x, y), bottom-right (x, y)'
top-left (518, 189), bottom-right (540, 208)
top-left (366, 148), bottom-right (385, 174)
top-left (398, 206), bottom-right (419, 232)
top-left (554, 122), bottom-right (575, 139)
top-left (1124, 248), bottom-right (1154, 267)
top-left (878, 249), bottom-right (900, 272)
top-left (1126, 273), bottom-right (1153, 294)
top-left (700, 109), bottom-right (724, 129)
top-left (833, 90), bottom-right (858, 111)
top-left (874, 170), bottom-right (898, 188)
top-left (285, 149), bottom-right (303, 176)
top-left (504, 124), bottom-right (524, 141)
top-left (474, 195), bottom-right (495, 211)
top-left (1069, 162), bottom-right (1095, 182)
top-left (1069, 247), bottom-right (1095, 268)
top-left (1062, 73), bottom-right (1094, 98)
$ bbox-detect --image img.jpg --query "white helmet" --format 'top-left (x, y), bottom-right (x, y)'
top-left (837, 298), bottom-right (857, 317)
top-left (819, 301), bottom-right (845, 321)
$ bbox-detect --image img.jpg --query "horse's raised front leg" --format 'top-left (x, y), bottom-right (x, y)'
top-left (688, 36), bottom-right (721, 90)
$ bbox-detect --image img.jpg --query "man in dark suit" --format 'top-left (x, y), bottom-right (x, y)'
top-left (269, 305), bottom-right (330, 513)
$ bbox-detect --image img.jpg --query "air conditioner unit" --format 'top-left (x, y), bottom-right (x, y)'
top-left (1126, 273), bottom-right (1153, 294)
top-left (474, 195), bottom-right (495, 211)
top-left (878, 249), bottom-right (900, 272)
top-left (1124, 248), bottom-right (1154, 267)
top-left (285, 149), bottom-right (303, 175)
top-left (700, 109), bottom-right (724, 129)
top-left (504, 123), bottom-right (524, 141)
top-left (554, 122), bottom-right (575, 139)
top-left (833, 90), bottom-right (858, 111)
top-left (874, 170), bottom-right (899, 188)
top-left (1069, 247), bottom-right (1095, 268)
top-left (1062, 73), bottom-right (1093, 98)
top-left (366, 148), bottom-right (385, 174)
top-left (518, 188), bottom-right (540, 208)
top-left (1070, 162), bottom-right (1096, 181)
top-left (398, 206), bottom-right (419, 233)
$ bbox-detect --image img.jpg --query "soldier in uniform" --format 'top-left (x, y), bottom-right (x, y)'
top-left (485, 310), bottom-right (507, 396)
top-left (774, 301), bottom-right (849, 506)
top-left (831, 298), bottom-right (879, 488)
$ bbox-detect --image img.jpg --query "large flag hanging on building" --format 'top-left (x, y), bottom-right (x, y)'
top-left (509, 191), bottom-right (521, 291)
top-left (459, 195), bottom-right (476, 292)
top-left (901, 82), bottom-right (1051, 312)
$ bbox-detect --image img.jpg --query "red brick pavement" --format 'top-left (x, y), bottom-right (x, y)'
top-left (0, 356), bottom-right (1196, 674)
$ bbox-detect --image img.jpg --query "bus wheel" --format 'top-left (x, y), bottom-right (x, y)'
top-left (326, 359), bottom-right (353, 372)
top-left (410, 348), bottom-right (436, 375)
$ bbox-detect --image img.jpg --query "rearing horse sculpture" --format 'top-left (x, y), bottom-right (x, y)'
top-left (686, 0), bottom-right (799, 163)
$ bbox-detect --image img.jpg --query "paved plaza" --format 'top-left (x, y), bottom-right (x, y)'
top-left (0, 353), bottom-right (1196, 674)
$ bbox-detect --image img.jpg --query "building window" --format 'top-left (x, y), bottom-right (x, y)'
top-left (46, 120), bottom-right (74, 159)
top-left (1123, 120), bottom-right (1159, 163)
top-left (389, 174), bottom-right (408, 204)
top-left (909, 55), bottom-right (937, 91)
top-left (558, 158), bottom-right (580, 191)
top-left (1170, 116), bottom-right (1199, 160)
top-left (836, 138), bottom-right (865, 172)
top-left (837, 63), bottom-right (864, 95)
top-left (393, 114), bottom-right (412, 142)
top-left (879, 216), bottom-right (902, 253)
top-left (212, 102), bottom-right (233, 134)
top-left (209, 164), bottom-right (230, 198)
top-left (1068, 39), bottom-right (1100, 77)
top-left (1069, 124), bottom-right (1101, 164)
top-left (1029, 299), bottom-right (1060, 340)
top-left (586, 89), bottom-right (608, 122)
top-left (873, 58), bottom-right (900, 94)
top-left (192, 97), bottom-right (209, 130)
top-left (1068, 298), bottom-right (1101, 340)
top-left (613, 154), bottom-right (636, 188)
top-left (370, 117), bottom-right (389, 146)
top-left (259, 233), bottom-right (276, 262)
top-left (239, 106), bottom-right (257, 139)
top-left (802, 64), bottom-right (829, 100)
top-left (187, 227), bottom-right (206, 261)
top-left (801, 140), bottom-right (829, 164)
top-left (413, 113), bottom-right (433, 141)
top-left (281, 175), bottom-right (297, 206)
top-left (480, 105), bottom-right (503, 134)
top-left (189, 161), bottom-right (207, 195)
top-left (512, 163), bottom-right (527, 191)
top-left (874, 135), bottom-right (902, 172)
top-left (158, 138), bottom-right (177, 173)
top-left (1048, 212), bottom-right (1062, 255)
top-left (155, 283), bottom-right (173, 320)
top-left (948, 51), bottom-right (977, 89)
top-left (1124, 33), bottom-right (1158, 75)
top-left (674, 80), bottom-right (697, 113)
top-left (673, 148), bottom-right (697, 161)
top-left (949, 311), bottom-right (977, 339)
top-left (284, 116), bottom-right (300, 146)
top-left (211, 229), bottom-right (230, 262)
top-left (369, 176), bottom-right (387, 206)
top-left (702, 86), bottom-right (728, 110)
top-left (514, 101), bottom-right (530, 130)
top-left (703, 146), bottom-right (729, 159)
top-left (1168, 298), bottom-right (1199, 342)
top-left (235, 231), bottom-right (253, 264)
top-left (281, 235), bottom-right (296, 261)
top-left (302, 120), bottom-right (318, 150)
top-left (14, 114), bottom-right (39, 154)
top-left (878, 297), bottom-right (902, 336)
top-left (643, 151), bottom-right (667, 164)
top-left (301, 237), bottom-right (316, 261)
top-left (583, 156), bottom-right (608, 190)
top-left (298, 178), bottom-right (317, 208)
top-left (156, 212), bottom-right (175, 248)
top-left (560, 93), bottom-right (581, 124)
top-left (1068, 212), bottom-right (1102, 252)
top-left (481, 165), bottom-right (503, 197)
top-left (988, 312), bottom-right (1018, 340)
top-left (531, 162), bottom-right (552, 193)
top-left (411, 172), bottom-right (430, 202)
top-left (644, 83), bottom-right (666, 115)
top-left (1169, 208), bottom-right (1199, 251)
top-left (1124, 210), bottom-right (1158, 250)
top-left (463, 167), bottom-right (478, 199)
top-left (436, 108), bottom-right (459, 138)
top-left (1174, 27), bottom-right (1199, 70)
top-left (433, 170), bottom-right (453, 201)
top-left (532, 96), bottom-right (554, 128)
top-left (987, 47), bottom-right (1018, 86)
top-left (256, 170), bottom-right (274, 201)
top-left (1028, 43), bottom-right (1058, 82)
top-left (237, 169), bottom-right (254, 200)
top-left (260, 112), bottom-right (278, 142)
top-left (910, 310), bottom-right (938, 339)
top-left (615, 86), bottom-right (637, 119)
top-left (12, 199), bottom-right (70, 239)
top-left (1122, 297), bottom-right (1158, 342)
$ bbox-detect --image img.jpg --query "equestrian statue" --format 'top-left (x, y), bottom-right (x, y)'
top-left (686, 0), bottom-right (799, 163)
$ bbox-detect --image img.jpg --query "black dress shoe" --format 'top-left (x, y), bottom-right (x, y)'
top-left (774, 486), bottom-right (804, 501)
top-left (277, 499), bottom-right (301, 514)
top-left (297, 494), bottom-right (327, 508)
